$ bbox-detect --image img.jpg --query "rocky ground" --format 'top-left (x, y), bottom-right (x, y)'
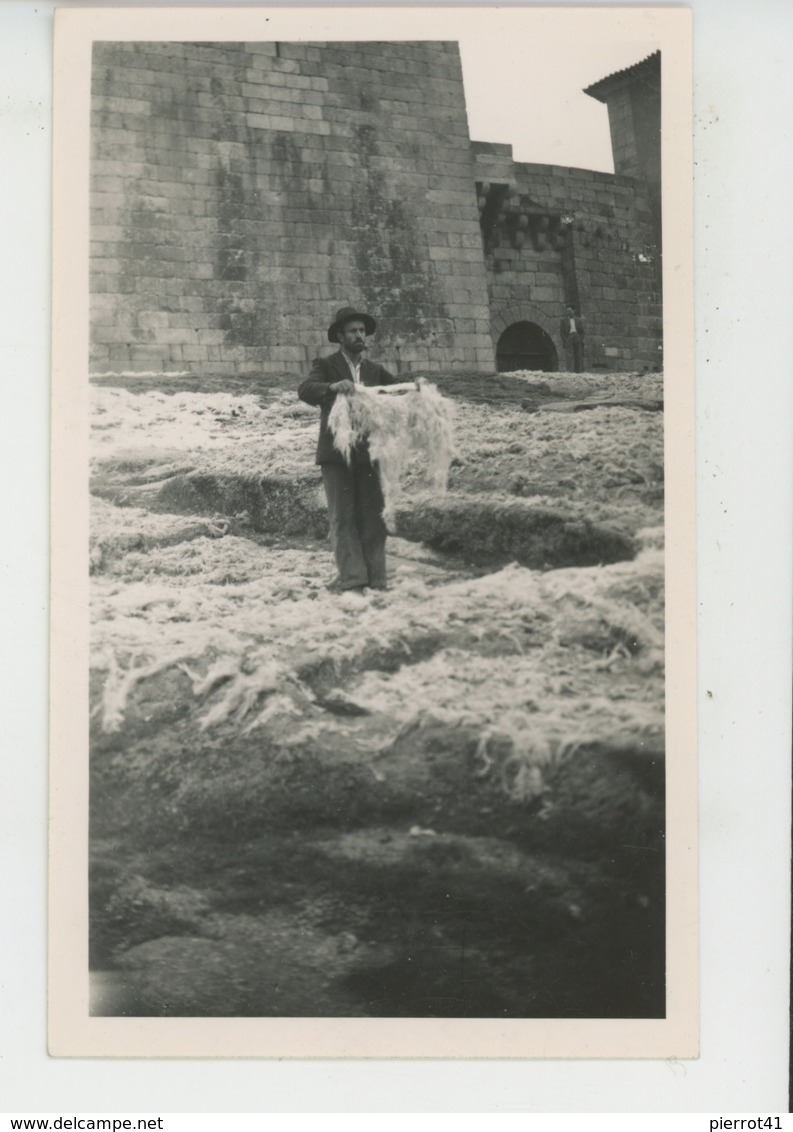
top-left (89, 367), bottom-right (666, 1019)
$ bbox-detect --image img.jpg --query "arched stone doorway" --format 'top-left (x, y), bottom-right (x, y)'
top-left (496, 321), bottom-right (558, 373)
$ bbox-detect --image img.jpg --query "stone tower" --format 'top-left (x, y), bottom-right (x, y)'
top-left (90, 41), bottom-right (496, 377)
top-left (584, 51), bottom-right (661, 245)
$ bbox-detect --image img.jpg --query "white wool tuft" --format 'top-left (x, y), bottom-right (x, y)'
top-left (328, 383), bottom-right (455, 529)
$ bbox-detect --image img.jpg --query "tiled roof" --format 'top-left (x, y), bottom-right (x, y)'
top-left (584, 50), bottom-right (661, 102)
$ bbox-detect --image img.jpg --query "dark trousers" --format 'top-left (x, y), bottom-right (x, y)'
top-left (566, 333), bottom-right (584, 373)
top-left (321, 461), bottom-right (388, 589)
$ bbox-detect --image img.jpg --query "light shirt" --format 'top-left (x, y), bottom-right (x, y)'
top-left (568, 318), bottom-right (577, 334)
top-left (342, 351), bottom-right (362, 385)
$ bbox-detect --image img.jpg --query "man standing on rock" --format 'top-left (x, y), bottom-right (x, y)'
top-left (560, 303), bottom-right (585, 373)
top-left (298, 305), bottom-right (400, 594)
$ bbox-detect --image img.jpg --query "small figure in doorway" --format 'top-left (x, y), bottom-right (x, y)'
top-left (560, 304), bottom-right (585, 373)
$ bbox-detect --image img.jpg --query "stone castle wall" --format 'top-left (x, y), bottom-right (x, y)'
top-left (473, 143), bottom-right (662, 372)
top-left (91, 41), bottom-right (662, 377)
top-left (90, 41), bottom-right (495, 376)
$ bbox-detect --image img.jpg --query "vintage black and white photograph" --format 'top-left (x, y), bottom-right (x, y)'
top-left (50, 5), bottom-right (696, 1058)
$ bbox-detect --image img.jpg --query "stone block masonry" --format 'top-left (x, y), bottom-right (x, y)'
top-left (90, 41), bottom-right (496, 376)
top-left (474, 143), bottom-right (662, 372)
top-left (91, 43), bottom-right (663, 379)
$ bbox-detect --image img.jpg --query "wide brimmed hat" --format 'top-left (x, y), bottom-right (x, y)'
top-left (328, 305), bottom-right (377, 342)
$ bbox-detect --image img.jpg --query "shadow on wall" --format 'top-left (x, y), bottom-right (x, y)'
top-left (496, 321), bottom-right (558, 373)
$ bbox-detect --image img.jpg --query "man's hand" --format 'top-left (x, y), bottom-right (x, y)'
top-left (330, 379), bottom-right (356, 395)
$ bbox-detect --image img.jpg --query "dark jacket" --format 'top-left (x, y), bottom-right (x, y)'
top-left (560, 315), bottom-right (585, 344)
top-left (298, 350), bottom-right (398, 465)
